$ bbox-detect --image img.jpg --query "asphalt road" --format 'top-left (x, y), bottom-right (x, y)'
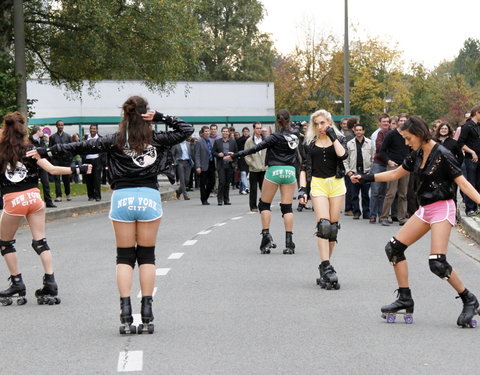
top-left (1, 190), bottom-right (480, 374)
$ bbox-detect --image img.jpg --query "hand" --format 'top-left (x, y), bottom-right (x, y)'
top-left (26, 149), bottom-right (41, 160)
top-left (472, 151), bottom-right (478, 163)
top-left (387, 160), bottom-right (398, 167)
top-left (224, 155), bottom-right (233, 162)
top-left (350, 174), bottom-right (362, 184)
top-left (326, 127), bottom-right (338, 142)
top-left (218, 152), bottom-right (224, 158)
top-left (83, 164), bottom-right (93, 174)
top-left (297, 186), bottom-right (307, 202)
top-left (141, 110), bottom-right (156, 122)
top-left (196, 168), bottom-right (201, 174)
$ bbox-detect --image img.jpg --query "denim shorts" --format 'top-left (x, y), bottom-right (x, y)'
top-left (109, 187), bottom-right (162, 222)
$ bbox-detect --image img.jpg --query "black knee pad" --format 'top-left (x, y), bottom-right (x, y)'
top-left (136, 245), bottom-right (156, 266)
top-left (316, 219), bottom-right (331, 240)
top-left (258, 199), bottom-right (271, 213)
top-left (329, 222), bottom-right (340, 242)
top-left (116, 246), bottom-right (136, 268)
top-left (0, 240), bottom-right (16, 256)
top-left (385, 237), bottom-right (407, 265)
top-left (280, 203), bottom-right (293, 217)
top-left (429, 254), bottom-right (452, 280)
top-left (31, 238), bottom-right (50, 255)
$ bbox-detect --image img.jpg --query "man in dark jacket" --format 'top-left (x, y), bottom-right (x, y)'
top-left (83, 124), bottom-right (103, 201)
top-left (48, 120), bottom-right (72, 202)
top-left (195, 126), bottom-right (216, 205)
top-left (213, 126), bottom-right (238, 205)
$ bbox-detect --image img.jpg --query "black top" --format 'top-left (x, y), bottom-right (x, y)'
top-left (234, 127), bottom-right (300, 167)
top-left (355, 138), bottom-right (364, 172)
top-left (436, 137), bottom-right (464, 165)
top-left (311, 145), bottom-right (338, 178)
top-left (402, 144), bottom-right (463, 206)
top-left (380, 129), bottom-right (410, 165)
top-left (302, 136), bottom-right (348, 180)
top-left (0, 145), bottom-right (40, 194)
top-left (458, 119), bottom-right (480, 156)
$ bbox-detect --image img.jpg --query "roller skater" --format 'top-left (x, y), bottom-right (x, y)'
top-left (138, 296), bottom-right (154, 334)
top-left (0, 273), bottom-right (27, 306)
top-left (119, 297), bottom-right (136, 334)
top-left (225, 110), bottom-right (300, 257)
top-left (381, 288), bottom-right (414, 324)
top-left (35, 273), bottom-right (60, 305)
top-left (299, 110), bottom-right (347, 288)
top-left (260, 229), bottom-right (276, 254)
top-left (352, 114), bottom-right (480, 327)
top-left (456, 289), bottom-right (480, 328)
top-left (316, 261), bottom-right (340, 290)
top-left (30, 97), bottom-right (194, 333)
top-left (282, 231), bottom-right (295, 254)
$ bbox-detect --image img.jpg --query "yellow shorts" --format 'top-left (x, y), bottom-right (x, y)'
top-left (310, 176), bottom-right (346, 198)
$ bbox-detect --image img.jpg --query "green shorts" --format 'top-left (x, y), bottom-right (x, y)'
top-left (264, 165), bottom-right (297, 185)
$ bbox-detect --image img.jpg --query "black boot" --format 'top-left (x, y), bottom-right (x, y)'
top-left (283, 232), bottom-right (295, 254)
top-left (0, 274), bottom-right (27, 306)
top-left (456, 289), bottom-right (480, 328)
top-left (259, 229), bottom-right (276, 254)
top-left (119, 296), bottom-right (136, 334)
top-left (381, 288), bottom-right (414, 324)
top-left (316, 261), bottom-right (340, 290)
top-left (35, 273), bottom-right (60, 305)
top-left (138, 296), bottom-right (155, 334)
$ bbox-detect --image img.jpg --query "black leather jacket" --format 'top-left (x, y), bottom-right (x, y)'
top-left (42, 114), bottom-right (193, 190)
top-left (301, 135), bottom-right (348, 180)
top-left (0, 145), bottom-right (40, 194)
top-left (402, 143), bottom-right (462, 206)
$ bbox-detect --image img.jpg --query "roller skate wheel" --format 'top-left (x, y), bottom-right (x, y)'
top-left (130, 325), bottom-right (137, 334)
top-left (316, 278), bottom-right (321, 286)
top-left (119, 326), bottom-right (126, 334)
top-left (37, 298), bottom-right (44, 305)
top-left (54, 297), bottom-right (61, 304)
top-left (325, 283), bottom-right (332, 290)
top-left (148, 323), bottom-right (154, 334)
top-left (334, 283), bottom-right (340, 290)
top-left (404, 315), bottom-right (413, 324)
top-left (17, 297), bottom-right (27, 305)
top-left (271, 243), bottom-right (277, 249)
top-left (470, 320), bottom-right (477, 328)
top-left (138, 324), bottom-right (144, 334)
top-left (48, 298), bottom-right (54, 305)
top-left (386, 314), bottom-right (396, 323)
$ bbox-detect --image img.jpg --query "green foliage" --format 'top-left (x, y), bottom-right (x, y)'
top-left (0, 50), bottom-right (19, 120)
top-left (453, 38), bottom-right (480, 87)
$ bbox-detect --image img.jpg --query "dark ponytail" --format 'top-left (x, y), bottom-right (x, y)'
top-left (276, 109), bottom-right (291, 130)
top-left (0, 112), bottom-right (29, 174)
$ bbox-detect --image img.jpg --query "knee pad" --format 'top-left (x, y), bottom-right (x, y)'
top-left (0, 240), bottom-right (16, 256)
top-left (258, 199), bottom-right (271, 213)
top-left (316, 219), bottom-right (331, 240)
top-left (116, 247), bottom-right (136, 268)
top-left (429, 254), bottom-right (452, 280)
top-left (329, 222), bottom-right (340, 242)
top-left (31, 238), bottom-right (50, 255)
top-left (280, 203), bottom-right (293, 217)
top-left (136, 245), bottom-right (156, 266)
top-left (385, 237), bottom-right (407, 265)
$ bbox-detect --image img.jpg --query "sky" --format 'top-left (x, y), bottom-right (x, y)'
top-left (259, 0), bottom-right (479, 70)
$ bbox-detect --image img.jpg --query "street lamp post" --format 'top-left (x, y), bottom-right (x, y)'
top-left (13, 0), bottom-right (28, 115)
top-left (343, 0), bottom-right (350, 115)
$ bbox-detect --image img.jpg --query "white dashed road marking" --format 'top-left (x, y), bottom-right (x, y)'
top-left (231, 216), bottom-right (242, 220)
top-left (156, 268), bottom-right (171, 276)
top-left (197, 230), bottom-right (212, 235)
top-left (183, 240), bottom-right (198, 246)
top-left (168, 252), bottom-right (184, 260)
top-left (214, 222), bottom-right (226, 227)
top-left (117, 350), bottom-right (143, 372)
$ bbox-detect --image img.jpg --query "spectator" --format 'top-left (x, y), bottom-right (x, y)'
top-left (172, 138), bottom-right (193, 201)
top-left (49, 120), bottom-right (72, 202)
top-left (70, 133), bottom-right (82, 184)
top-left (236, 127), bottom-right (250, 195)
top-left (212, 126), bottom-right (238, 205)
top-left (245, 122), bottom-right (266, 212)
top-left (195, 126), bottom-right (216, 205)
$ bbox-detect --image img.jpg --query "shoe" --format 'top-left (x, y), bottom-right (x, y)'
top-left (175, 190), bottom-right (181, 199)
top-left (66, 195), bottom-right (72, 201)
top-left (95, 198), bottom-right (101, 202)
top-left (54, 198), bottom-right (62, 202)
top-left (399, 221), bottom-right (407, 226)
top-left (46, 202), bottom-right (57, 208)
top-left (353, 215), bottom-right (360, 220)
top-left (245, 189), bottom-right (249, 194)
top-left (202, 201), bottom-right (210, 205)
top-left (369, 217), bottom-right (376, 224)
top-left (240, 191), bottom-right (247, 195)
top-left (466, 210), bottom-right (477, 217)
top-left (344, 210), bottom-right (353, 216)
top-left (387, 219), bottom-right (393, 224)
top-left (88, 198), bottom-right (94, 201)
top-left (218, 202), bottom-right (223, 206)
top-left (380, 220), bottom-right (391, 226)
top-left (250, 208), bottom-right (258, 212)
top-left (391, 216), bottom-right (399, 222)
top-left (224, 202), bottom-right (231, 205)
top-left (184, 196), bottom-right (190, 200)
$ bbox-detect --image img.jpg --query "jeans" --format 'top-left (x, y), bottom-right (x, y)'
top-left (369, 163), bottom-right (386, 218)
top-left (239, 171), bottom-right (249, 193)
top-left (352, 182), bottom-right (370, 218)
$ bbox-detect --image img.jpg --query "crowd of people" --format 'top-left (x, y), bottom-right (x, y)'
top-left (1, 99), bottom-right (480, 332)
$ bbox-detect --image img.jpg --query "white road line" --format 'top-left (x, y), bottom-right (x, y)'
top-left (214, 222), bottom-right (226, 227)
top-left (117, 350), bottom-right (143, 372)
top-left (137, 287), bottom-right (157, 299)
top-left (231, 216), bottom-right (242, 220)
top-left (197, 230), bottom-right (212, 235)
top-left (168, 252), bottom-right (184, 259)
top-left (156, 268), bottom-right (171, 276)
top-left (183, 240), bottom-right (197, 246)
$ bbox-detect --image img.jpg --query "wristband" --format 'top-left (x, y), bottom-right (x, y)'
top-left (70, 166), bottom-right (81, 175)
top-left (298, 186), bottom-right (307, 200)
top-left (361, 173), bottom-right (375, 183)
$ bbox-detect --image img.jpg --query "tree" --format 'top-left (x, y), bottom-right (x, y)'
top-left (0, 50), bottom-right (19, 119)
top-left (195, 0), bottom-right (275, 81)
top-left (453, 38), bottom-right (480, 87)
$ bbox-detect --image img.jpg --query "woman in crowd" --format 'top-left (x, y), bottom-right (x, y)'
top-left (225, 109), bottom-right (299, 255)
top-left (0, 112), bottom-right (90, 306)
top-left (352, 116), bottom-right (480, 327)
top-left (298, 109), bottom-right (347, 290)
top-left (28, 96), bottom-right (193, 334)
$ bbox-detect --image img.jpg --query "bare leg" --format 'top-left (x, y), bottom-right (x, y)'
top-left (112, 221), bottom-right (136, 298)
top-left (137, 219), bottom-right (161, 297)
top-left (0, 212), bottom-right (23, 276)
top-left (327, 195), bottom-right (344, 258)
top-left (259, 179), bottom-right (278, 230)
top-left (311, 195), bottom-right (331, 261)
top-left (279, 183), bottom-right (295, 232)
top-left (25, 208), bottom-right (53, 274)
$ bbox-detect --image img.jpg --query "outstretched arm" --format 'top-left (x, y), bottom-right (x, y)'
top-left (351, 165), bottom-right (409, 184)
top-left (456, 175), bottom-right (480, 204)
top-left (36, 158), bottom-right (92, 175)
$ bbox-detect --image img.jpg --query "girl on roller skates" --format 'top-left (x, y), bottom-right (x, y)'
top-left (352, 115), bottom-right (480, 327)
top-left (298, 110), bottom-right (347, 290)
top-left (28, 96), bottom-right (193, 334)
top-left (0, 112), bottom-right (91, 306)
top-left (225, 109), bottom-right (300, 255)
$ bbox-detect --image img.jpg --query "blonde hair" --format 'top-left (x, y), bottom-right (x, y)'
top-left (305, 109), bottom-right (341, 145)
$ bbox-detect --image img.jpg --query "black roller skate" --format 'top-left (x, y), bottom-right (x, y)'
top-left (283, 231), bottom-right (295, 254)
top-left (316, 261), bottom-right (340, 290)
top-left (296, 203), bottom-right (305, 212)
top-left (260, 229), bottom-right (276, 254)
top-left (381, 288), bottom-right (414, 324)
top-left (35, 273), bottom-right (61, 305)
top-left (138, 296), bottom-right (154, 334)
top-left (456, 289), bottom-right (480, 328)
top-left (0, 274), bottom-right (27, 306)
top-left (119, 297), bottom-right (137, 334)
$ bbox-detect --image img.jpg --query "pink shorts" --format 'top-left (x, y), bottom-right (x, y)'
top-left (2, 188), bottom-right (44, 216)
top-left (414, 199), bottom-right (456, 226)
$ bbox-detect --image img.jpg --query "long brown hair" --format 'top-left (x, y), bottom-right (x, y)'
top-left (0, 112), bottom-right (29, 174)
top-left (114, 96), bottom-right (152, 154)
